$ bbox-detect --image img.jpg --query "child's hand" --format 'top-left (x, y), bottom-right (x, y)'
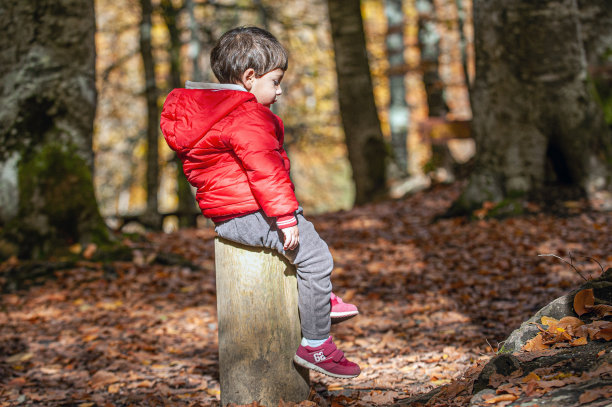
top-left (282, 225), bottom-right (299, 250)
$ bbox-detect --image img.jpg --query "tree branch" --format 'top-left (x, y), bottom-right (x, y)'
top-left (538, 253), bottom-right (588, 281)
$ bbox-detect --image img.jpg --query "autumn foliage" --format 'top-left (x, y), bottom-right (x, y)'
top-left (1, 183), bottom-right (611, 406)
top-left (522, 290), bottom-right (612, 353)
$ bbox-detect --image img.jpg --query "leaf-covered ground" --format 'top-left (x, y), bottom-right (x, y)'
top-left (1, 183), bottom-right (611, 406)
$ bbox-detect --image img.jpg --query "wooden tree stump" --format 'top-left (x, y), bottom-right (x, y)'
top-left (214, 237), bottom-right (310, 406)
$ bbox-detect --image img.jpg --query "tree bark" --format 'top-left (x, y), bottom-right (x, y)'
top-left (327, 0), bottom-right (389, 205)
top-left (215, 238), bottom-right (310, 406)
top-left (451, 0), bottom-right (612, 214)
top-left (385, 0), bottom-right (410, 174)
top-left (185, 0), bottom-right (203, 82)
top-left (417, 0), bottom-right (449, 117)
top-left (455, 0), bottom-right (473, 94)
top-left (139, 0), bottom-right (162, 229)
top-left (578, 0), bottom-right (612, 127)
top-left (0, 0), bottom-right (110, 259)
top-left (160, 0), bottom-right (198, 228)
top-left (577, 0), bottom-right (612, 69)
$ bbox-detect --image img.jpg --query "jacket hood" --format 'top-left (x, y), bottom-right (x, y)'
top-left (160, 82), bottom-right (256, 151)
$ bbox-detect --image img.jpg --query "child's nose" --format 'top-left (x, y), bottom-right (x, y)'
top-left (277, 86), bottom-right (282, 95)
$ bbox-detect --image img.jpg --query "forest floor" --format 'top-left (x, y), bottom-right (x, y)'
top-left (1, 182), bottom-right (611, 406)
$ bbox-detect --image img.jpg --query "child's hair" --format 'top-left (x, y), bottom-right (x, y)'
top-left (210, 26), bottom-right (288, 84)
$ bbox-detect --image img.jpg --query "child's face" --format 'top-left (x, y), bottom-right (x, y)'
top-left (249, 68), bottom-right (284, 107)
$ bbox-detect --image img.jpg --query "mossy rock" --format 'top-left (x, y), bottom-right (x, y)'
top-left (500, 269), bottom-right (612, 353)
top-left (4, 141), bottom-right (111, 259)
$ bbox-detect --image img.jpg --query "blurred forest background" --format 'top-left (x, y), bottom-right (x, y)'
top-left (94, 0), bottom-right (473, 229)
top-left (1, 0), bottom-right (611, 258)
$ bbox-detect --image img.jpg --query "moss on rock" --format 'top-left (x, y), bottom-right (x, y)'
top-left (4, 142), bottom-right (112, 259)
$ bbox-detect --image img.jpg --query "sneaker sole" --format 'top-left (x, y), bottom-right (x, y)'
top-left (330, 311), bottom-right (359, 318)
top-left (331, 311), bottom-right (358, 324)
top-left (293, 355), bottom-right (360, 379)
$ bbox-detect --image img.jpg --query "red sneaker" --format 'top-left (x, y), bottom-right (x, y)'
top-left (330, 292), bottom-right (359, 322)
top-left (294, 337), bottom-right (361, 378)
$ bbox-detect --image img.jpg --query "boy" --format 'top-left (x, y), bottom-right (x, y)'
top-left (160, 26), bottom-right (360, 378)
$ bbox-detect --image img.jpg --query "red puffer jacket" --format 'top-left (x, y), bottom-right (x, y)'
top-left (160, 87), bottom-right (298, 227)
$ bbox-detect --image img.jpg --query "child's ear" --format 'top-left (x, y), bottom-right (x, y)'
top-left (241, 68), bottom-right (256, 91)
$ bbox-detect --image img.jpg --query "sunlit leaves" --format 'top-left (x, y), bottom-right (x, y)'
top-left (1, 183), bottom-right (610, 406)
top-left (522, 287), bottom-right (611, 354)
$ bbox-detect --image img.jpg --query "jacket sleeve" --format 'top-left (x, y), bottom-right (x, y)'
top-left (225, 107), bottom-right (299, 224)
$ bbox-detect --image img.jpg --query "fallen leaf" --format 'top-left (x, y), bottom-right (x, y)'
top-left (6, 352), bottom-right (34, 364)
top-left (438, 380), bottom-right (468, 398)
top-left (558, 316), bottom-right (584, 329)
top-left (137, 380), bottom-right (155, 388)
top-left (83, 243), bottom-right (97, 259)
top-left (496, 383), bottom-right (522, 396)
top-left (538, 379), bottom-right (571, 389)
top-left (8, 377), bottom-right (27, 387)
top-left (108, 383), bottom-right (122, 393)
top-left (522, 372), bottom-right (540, 382)
top-left (96, 300), bottom-right (123, 310)
top-left (578, 386), bottom-right (612, 404)
top-left (485, 393), bottom-right (518, 403)
top-left (570, 336), bottom-right (588, 346)
top-left (361, 390), bottom-right (398, 404)
top-left (589, 304), bottom-right (612, 318)
top-left (540, 316), bottom-right (558, 326)
top-left (523, 380), bottom-right (545, 397)
top-left (89, 370), bottom-right (119, 389)
top-left (573, 289), bottom-right (594, 316)
top-left (523, 334), bottom-right (548, 351)
top-left (587, 321), bottom-right (612, 340)
top-left (593, 322), bottom-right (612, 341)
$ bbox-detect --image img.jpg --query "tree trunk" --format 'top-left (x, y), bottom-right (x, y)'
top-left (385, 0), bottom-right (410, 174)
top-left (578, 0), bottom-right (612, 128)
top-left (417, 0), bottom-right (449, 117)
top-left (185, 0), bottom-right (203, 82)
top-left (327, 0), bottom-right (389, 205)
top-left (455, 0), bottom-right (473, 94)
top-left (139, 0), bottom-right (162, 229)
top-left (451, 0), bottom-right (612, 214)
top-left (160, 0), bottom-right (183, 90)
top-left (214, 238), bottom-right (310, 406)
top-left (577, 0), bottom-right (612, 69)
top-left (0, 0), bottom-right (110, 259)
top-left (160, 0), bottom-right (198, 228)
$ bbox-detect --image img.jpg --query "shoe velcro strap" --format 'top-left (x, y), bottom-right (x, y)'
top-left (329, 348), bottom-right (345, 362)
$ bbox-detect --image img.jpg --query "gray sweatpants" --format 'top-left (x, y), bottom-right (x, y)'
top-left (214, 207), bottom-right (332, 339)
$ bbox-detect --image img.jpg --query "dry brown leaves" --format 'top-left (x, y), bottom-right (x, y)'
top-left (1, 183), bottom-right (611, 406)
top-left (523, 289), bottom-right (612, 352)
top-left (476, 362), bottom-right (612, 407)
